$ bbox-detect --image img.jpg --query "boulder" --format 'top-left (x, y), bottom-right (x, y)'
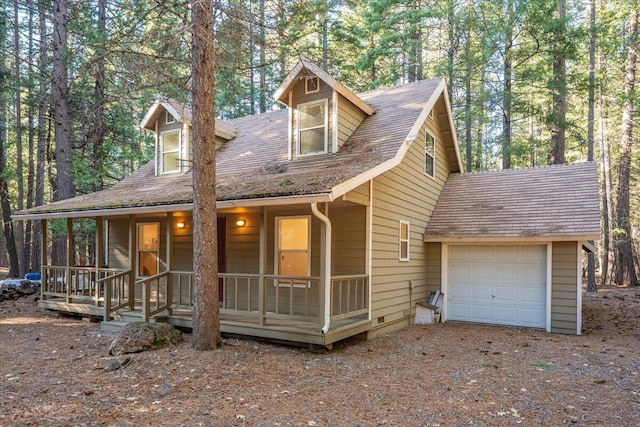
top-left (109, 322), bottom-right (183, 356)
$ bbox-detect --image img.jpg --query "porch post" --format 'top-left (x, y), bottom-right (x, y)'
top-left (258, 207), bottom-right (266, 326)
top-left (128, 214), bottom-right (136, 310)
top-left (95, 216), bottom-right (103, 307)
top-left (166, 212), bottom-right (173, 314)
top-left (65, 218), bottom-right (73, 303)
top-left (40, 219), bottom-right (47, 301)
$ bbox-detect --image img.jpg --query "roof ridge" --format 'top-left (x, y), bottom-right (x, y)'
top-left (460, 161), bottom-right (593, 176)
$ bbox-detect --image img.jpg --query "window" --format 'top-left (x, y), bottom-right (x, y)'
top-left (297, 100), bottom-right (328, 155)
top-left (160, 130), bottom-right (180, 173)
top-left (425, 132), bottom-right (435, 178)
top-left (399, 221), bottom-right (410, 261)
top-left (166, 111), bottom-right (175, 124)
top-left (137, 223), bottom-right (159, 276)
top-left (276, 216), bottom-right (310, 285)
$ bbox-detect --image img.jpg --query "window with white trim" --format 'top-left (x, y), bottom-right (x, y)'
top-left (166, 111), bottom-right (176, 124)
top-left (137, 223), bottom-right (159, 277)
top-left (276, 216), bottom-right (311, 287)
top-left (160, 130), bottom-right (180, 174)
top-left (425, 131), bottom-right (435, 178)
top-left (297, 99), bottom-right (328, 156)
top-left (399, 220), bottom-right (410, 261)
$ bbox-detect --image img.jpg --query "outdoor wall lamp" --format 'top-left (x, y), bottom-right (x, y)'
top-left (235, 219), bottom-right (246, 227)
top-left (176, 221), bottom-right (186, 229)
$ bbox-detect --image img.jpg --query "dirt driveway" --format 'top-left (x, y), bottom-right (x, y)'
top-left (1, 288), bottom-right (639, 426)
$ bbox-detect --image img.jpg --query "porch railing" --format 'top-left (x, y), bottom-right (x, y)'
top-left (136, 271), bottom-right (171, 322)
top-left (330, 275), bottom-right (369, 321)
top-left (41, 265), bottom-right (124, 304)
top-left (100, 270), bottom-right (131, 321)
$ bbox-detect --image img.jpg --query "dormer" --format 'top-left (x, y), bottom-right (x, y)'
top-left (140, 97), bottom-right (236, 176)
top-left (274, 60), bottom-right (375, 159)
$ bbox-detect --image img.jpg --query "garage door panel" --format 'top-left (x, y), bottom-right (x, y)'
top-left (471, 264), bottom-right (494, 283)
top-left (448, 245), bottom-right (546, 328)
top-left (471, 284), bottom-right (493, 301)
top-left (494, 306), bottom-right (518, 324)
top-left (496, 264), bottom-right (518, 282)
top-left (494, 285), bottom-right (517, 302)
top-left (469, 305), bottom-right (493, 322)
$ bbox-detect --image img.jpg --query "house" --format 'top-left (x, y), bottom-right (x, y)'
top-left (14, 60), bottom-right (600, 347)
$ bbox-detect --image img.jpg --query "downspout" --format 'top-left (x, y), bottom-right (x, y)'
top-left (311, 202), bottom-right (332, 334)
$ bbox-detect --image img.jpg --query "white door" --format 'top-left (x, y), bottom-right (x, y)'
top-left (447, 245), bottom-right (546, 328)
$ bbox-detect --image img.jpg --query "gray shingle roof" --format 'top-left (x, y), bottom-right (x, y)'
top-left (423, 162), bottom-right (600, 240)
top-left (17, 78), bottom-right (454, 217)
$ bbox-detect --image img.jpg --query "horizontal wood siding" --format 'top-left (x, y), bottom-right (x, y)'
top-left (551, 241), bottom-right (578, 334)
top-left (337, 93), bottom-right (366, 149)
top-left (106, 215), bottom-right (170, 273)
top-left (331, 204), bottom-right (366, 275)
top-left (224, 211), bottom-right (261, 274)
top-left (369, 110), bottom-right (449, 336)
top-left (171, 213), bottom-right (192, 271)
top-left (343, 182), bottom-right (370, 205)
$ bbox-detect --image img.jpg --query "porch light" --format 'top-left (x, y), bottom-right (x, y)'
top-left (235, 219), bottom-right (246, 227)
top-left (176, 221), bottom-right (186, 229)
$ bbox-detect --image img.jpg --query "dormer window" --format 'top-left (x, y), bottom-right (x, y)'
top-left (298, 99), bottom-right (328, 156)
top-left (160, 130), bottom-right (180, 173)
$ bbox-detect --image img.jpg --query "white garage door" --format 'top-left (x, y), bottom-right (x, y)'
top-left (447, 245), bottom-right (546, 328)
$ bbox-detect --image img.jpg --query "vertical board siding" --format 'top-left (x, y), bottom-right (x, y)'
top-left (551, 241), bottom-right (578, 334)
top-left (370, 103), bottom-right (450, 334)
top-left (337, 93), bottom-right (367, 149)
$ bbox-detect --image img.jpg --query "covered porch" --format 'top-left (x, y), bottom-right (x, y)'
top-left (35, 200), bottom-right (372, 347)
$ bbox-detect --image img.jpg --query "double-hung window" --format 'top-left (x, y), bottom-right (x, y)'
top-left (425, 131), bottom-right (435, 178)
top-left (298, 99), bottom-right (328, 155)
top-left (160, 130), bottom-right (180, 173)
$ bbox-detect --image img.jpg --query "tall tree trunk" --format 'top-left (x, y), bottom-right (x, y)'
top-left (613, 5), bottom-right (639, 286)
top-left (502, 0), bottom-right (513, 169)
top-left (25, 0), bottom-right (35, 272)
top-left (91, 0), bottom-right (106, 192)
top-left (258, 0), bottom-right (266, 113)
top-left (586, 0), bottom-right (597, 292)
top-left (191, 0), bottom-right (221, 350)
top-left (549, 0), bottom-right (567, 164)
top-left (464, 6), bottom-right (472, 172)
top-left (52, 0), bottom-right (74, 265)
top-left (0, 2), bottom-right (20, 277)
top-left (14, 0), bottom-right (26, 277)
top-left (32, 0), bottom-right (48, 269)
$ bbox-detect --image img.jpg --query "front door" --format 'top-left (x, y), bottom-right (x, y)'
top-left (137, 223), bottom-right (159, 277)
top-left (275, 216), bottom-right (310, 278)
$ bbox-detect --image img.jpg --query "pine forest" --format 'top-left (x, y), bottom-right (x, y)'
top-left (0, 0), bottom-right (638, 287)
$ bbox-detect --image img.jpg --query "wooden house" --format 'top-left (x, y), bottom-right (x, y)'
top-left (14, 60), bottom-right (600, 346)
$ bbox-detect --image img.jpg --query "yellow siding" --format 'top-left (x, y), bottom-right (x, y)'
top-left (551, 241), bottom-right (578, 334)
top-left (331, 204), bottom-right (366, 275)
top-left (224, 210), bottom-right (261, 274)
top-left (342, 182), bottom-right (369, 206)
top-left (337, 93), bottom-right (366, 149)
top-left (369, 109), bottom-right (450, 336)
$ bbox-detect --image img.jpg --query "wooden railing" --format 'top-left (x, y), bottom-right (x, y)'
top-left (100, 270), bottom-right (131, 321)
top-left (42, 265), bottom-right (123, 304)
top-left (136, 271), bottom-right (171, 322)
top-left (330, 275), bottom-right (369, 321)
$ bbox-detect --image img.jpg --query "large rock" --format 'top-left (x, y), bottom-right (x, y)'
top-left (109, 322), bottom-right (183, 356)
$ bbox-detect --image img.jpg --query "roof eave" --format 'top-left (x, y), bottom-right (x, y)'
top-left (13, 194), bottom-right (333, 220)
top-left (422, 234), bottom-right (601, 243)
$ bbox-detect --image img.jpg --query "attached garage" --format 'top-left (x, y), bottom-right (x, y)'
top-left (423, 163), bottom-right (601, 335)
top-left (446, 245), bottom-right (547, 328)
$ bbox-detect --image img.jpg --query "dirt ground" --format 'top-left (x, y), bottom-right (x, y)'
top-left (1, 287), bottom-right (639, 427)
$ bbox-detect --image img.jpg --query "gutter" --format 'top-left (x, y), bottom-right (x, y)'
top-left (311, 202), bottom-right (332, 335)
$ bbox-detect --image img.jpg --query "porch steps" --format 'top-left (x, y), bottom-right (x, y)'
top-left (100, 310), bottom-right (170, 332)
